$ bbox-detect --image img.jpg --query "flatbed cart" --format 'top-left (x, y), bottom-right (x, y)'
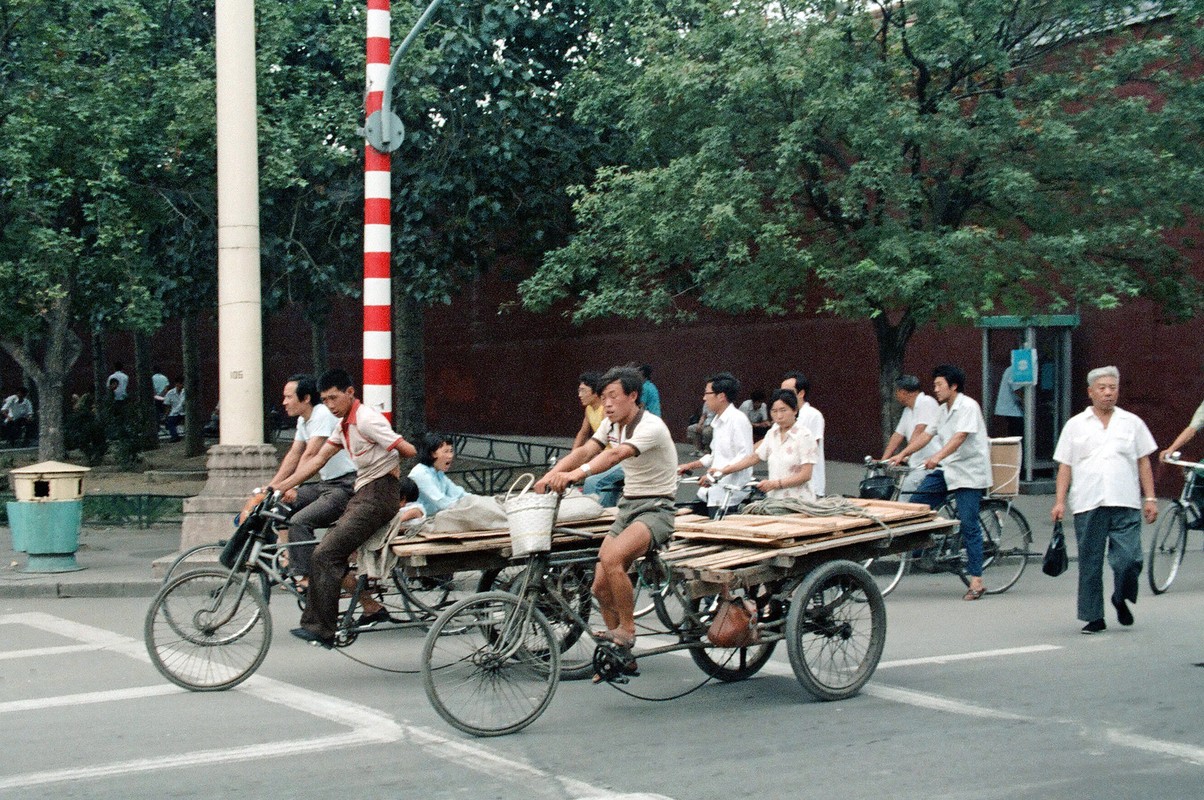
top-left (401, 499), bottom-right (958, 737)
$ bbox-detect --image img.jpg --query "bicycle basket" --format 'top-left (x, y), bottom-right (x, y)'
top-left (859, 475), bottom-right (896, 501)
top-left (504, 473), bottom-right (560, 557)
top-left (218, 520), bottom-right (254, 569)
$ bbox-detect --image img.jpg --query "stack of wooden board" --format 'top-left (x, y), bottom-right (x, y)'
top-left (663, 497), bottom-right (950, 578)
top-left (389, 508), bottom-right (618, 571)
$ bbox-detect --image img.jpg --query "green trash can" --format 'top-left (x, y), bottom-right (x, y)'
top-left (6, 460), bottom-right (90, 573)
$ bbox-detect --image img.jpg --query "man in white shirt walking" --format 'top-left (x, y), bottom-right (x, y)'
top-left (678, 372), bottom-right (754, 517)
top-left (1, 387), bottom-right (34, 446)
top-left (895, 364), bottom-right (993, 600)
top-left (1051, 366), bottom-right (1158, 634)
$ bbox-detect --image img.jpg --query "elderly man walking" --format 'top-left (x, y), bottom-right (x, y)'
top-left (1051, 366), bottom-right (1158, 634)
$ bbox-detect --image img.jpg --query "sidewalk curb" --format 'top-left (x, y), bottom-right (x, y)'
top-left (0, 580), bottom-right (161, 599)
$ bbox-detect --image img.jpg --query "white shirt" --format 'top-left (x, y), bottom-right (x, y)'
top-left (296, 403), bottom-right (356, 481)
top-left (108, 370), bottom-right (129, 401)
top-left (755, 421), bottom-right (818, 501)
top-left (699, 404), bottom-right (754, 507)
top-left (1053, 406), bottom-right (1157, 513)
top-left (162, 387), bottom-right (186, 416)
top-left (896, 393), bottom-right (942, 466)
top-left (2, 394), bottom-right (32, 421)
top-left (931, 393), bottom-right (992, 491)
top-left (152, 373), bottom-right (169, 395)
top-left (739, 399), bottom-right (768, 425)
top-left (591, 409), bottom-right (677, 498)
top-left (798, 402), bottom-right (826, 495)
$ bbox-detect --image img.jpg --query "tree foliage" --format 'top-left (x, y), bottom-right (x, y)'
top-left (520, 0), bottom-right (1204, 433)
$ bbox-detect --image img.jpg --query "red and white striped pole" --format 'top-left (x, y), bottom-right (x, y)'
top-left (363, 0), bottom-right (393, 419)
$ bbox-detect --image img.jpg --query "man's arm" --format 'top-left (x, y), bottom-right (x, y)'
top-left (881, 432), bottom-right (906, 460)
top-left (534, 439), bottom-right (609, 493)
top-left (1139, 455), bottom-right (1158, 524)
top-left (274, 441), bottom-right (339, 493)
top-left (572, 412), bottom-right (594, 450)
top-left (923, 431), bottom-right (968, 471)
top-left (1161, 425), bottom-right (1198, 462)
top-left (889, 429), bottom-right (935, 465)
top-left (267, 439), bottom-right (307, 488)
top-left (1051, 463), bottom-right (1071, 522)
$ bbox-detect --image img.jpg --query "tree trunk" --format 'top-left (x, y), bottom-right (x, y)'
top-left (90, 327), bottom-right (106, 408)
top-left (872, 312), bottom-right (917, 450)
top-left (134, 331), bottom-right (160, 450)
top-left (182, 313), bottom-right (205, 457)
top-left (1, 295), bottom-right (82, 461)
top-left (394, 293), bottom-right (426, 442)
top-left (310, 312), bottom-right (328, 377)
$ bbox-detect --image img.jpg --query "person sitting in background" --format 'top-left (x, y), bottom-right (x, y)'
top-left (739, 388), bottom-right (772, 441)
top-left (162, 379), bottom-right (186, 443)
top-left (714, 389), bottom-right (817, 501)
top-left (1, 387), bottom-right (34, 446)
top-left (685, 402), bottom-right (716, 456)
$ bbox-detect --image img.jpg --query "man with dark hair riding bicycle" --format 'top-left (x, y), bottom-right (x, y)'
top-left (272, 368), bottom-right (417, 649)
top-left (246, 374), bottom-right (357, 591)
top-left (535, 365), bottom-right (678, 666)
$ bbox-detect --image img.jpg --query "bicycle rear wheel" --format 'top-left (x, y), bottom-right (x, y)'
top-left (1148, 503), bottom-right (1188, 594)
top-left (688, 585), bottom-right (780, 681)
top-left (144, 568), bottom-right (271, 691)
top-left (422, 591), bottom-right (559, 737)
top-left (977, 500), bottom-right (1032, 594)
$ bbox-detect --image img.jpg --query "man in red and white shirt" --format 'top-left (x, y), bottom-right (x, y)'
top-left (273, 368), bottom-right (416, 647)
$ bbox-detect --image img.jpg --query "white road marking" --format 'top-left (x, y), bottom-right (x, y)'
top-left (876, 643), bottom-right (1063, 669)
top-left (0, 685), bottom-right (181, 714)
top-left (0, 643), bottom-right (107, 661)
top-left (1105, 730), bottom-right (1204, 767)
top-left (0, 613), bottom-right (672, 798)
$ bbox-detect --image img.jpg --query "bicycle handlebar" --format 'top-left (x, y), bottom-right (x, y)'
top-left (1163, 451), bottom-right (1204, 471)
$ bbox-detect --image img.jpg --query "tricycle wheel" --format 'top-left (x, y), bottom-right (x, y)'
top-left (785, 560), bottom-right (885, 701)
top-left (421, 591), bottom-right (560, 737)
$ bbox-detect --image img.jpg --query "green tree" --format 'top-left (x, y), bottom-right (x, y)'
top-left (0, 0), bottom-right (169, 459)
top-left (521, 0), bottom-right (1204, 439)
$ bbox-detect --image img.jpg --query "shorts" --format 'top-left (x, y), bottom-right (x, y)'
top-left (610, 496), bottom-right (676, 548)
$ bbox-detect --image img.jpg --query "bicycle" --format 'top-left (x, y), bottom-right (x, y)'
top-left (857, 458), bottom-right (931, 596)
top-left (144, 492), bottom-right (468, 691)
top-left (909, 485), bottom-right (1033, 594)
top-left (420, 541), bottom-right (886, 737)
top-left (1147, 452), bottom-right (1204, 594)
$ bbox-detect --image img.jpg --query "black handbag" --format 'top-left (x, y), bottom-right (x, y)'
top-left (1042, 521), bottom-right (1069, 577)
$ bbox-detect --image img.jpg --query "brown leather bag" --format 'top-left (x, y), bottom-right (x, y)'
top-left (707, 593), bottom-right (761, 648)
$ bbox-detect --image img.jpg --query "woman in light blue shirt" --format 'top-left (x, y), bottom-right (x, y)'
top-left (408, 433), bottom-right (467, 517)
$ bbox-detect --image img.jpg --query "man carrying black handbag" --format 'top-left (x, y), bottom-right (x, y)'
top-left (1050, 367), bottom-right (1158, 635)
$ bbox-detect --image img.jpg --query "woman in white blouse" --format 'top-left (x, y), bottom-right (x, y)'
top-left (714, 389), bottom-right (818, 501)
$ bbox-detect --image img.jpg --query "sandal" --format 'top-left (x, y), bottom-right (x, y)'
top-left (963, 587), bottom-right (986, 601)
top-left (594, 629), bottom-right (636, 649)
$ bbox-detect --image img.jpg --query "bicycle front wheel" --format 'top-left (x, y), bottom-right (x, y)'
top-left (144, 568), bottom-right (271, 691)
top-left (422, 591), bottom-right (560, 737)
top-left (1148, 503), bottom-right (1188, 594)
top-left (977, 501), bottom-right (1032, 594)
top-left (861, 552), bottom-right (908, 597)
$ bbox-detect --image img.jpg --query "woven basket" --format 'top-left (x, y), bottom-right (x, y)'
top-left (504, 474), bottom-right (560, 557)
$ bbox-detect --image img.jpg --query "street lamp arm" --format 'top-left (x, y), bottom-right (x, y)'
top-left (366, 0), bottom-right (446, 153)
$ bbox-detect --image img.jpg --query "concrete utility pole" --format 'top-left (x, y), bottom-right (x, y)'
top-left (173, 0), bottom-right (277, 563)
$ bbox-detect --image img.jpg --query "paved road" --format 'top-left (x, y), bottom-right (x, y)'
top-left (4, 557), bottom-right (1204, 800)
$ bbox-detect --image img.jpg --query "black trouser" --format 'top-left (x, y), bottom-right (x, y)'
top-left (299, 474), bottom-right (399, 639)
